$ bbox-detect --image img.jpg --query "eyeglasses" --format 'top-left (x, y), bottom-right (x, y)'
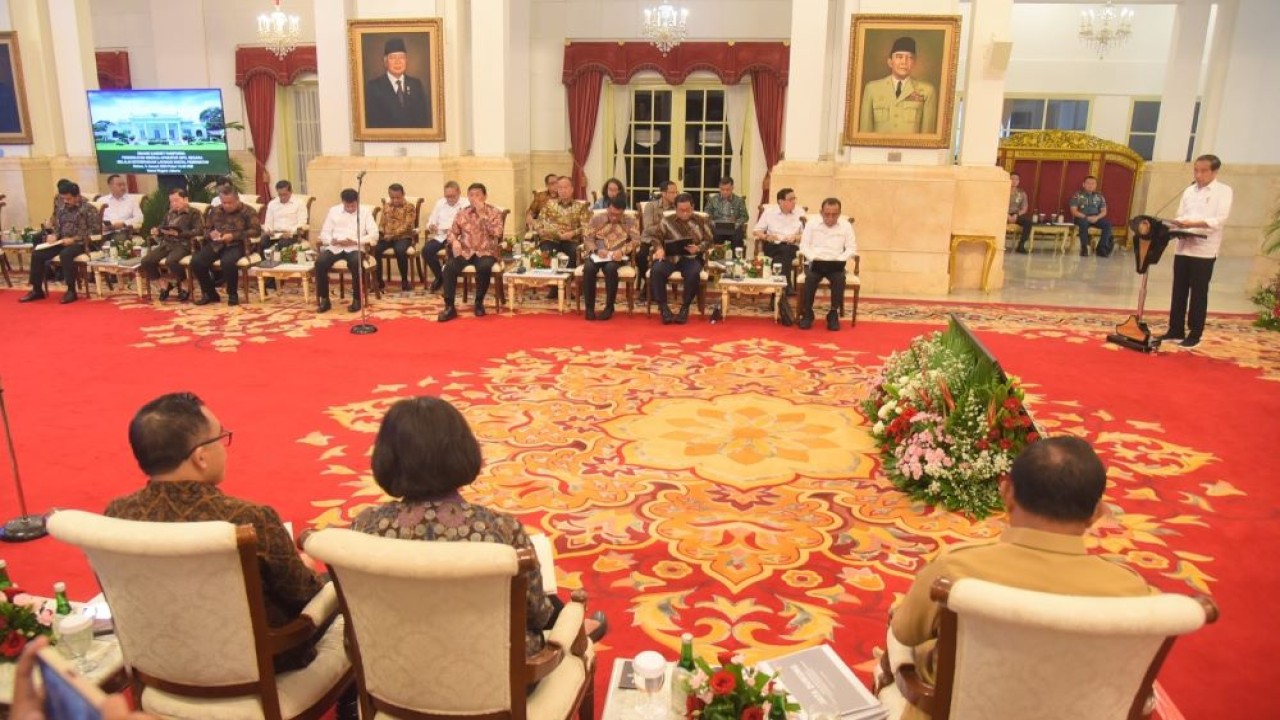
top-left (187, 429), bottom-right (233, 456)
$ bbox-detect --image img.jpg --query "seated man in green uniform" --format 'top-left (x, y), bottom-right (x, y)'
top-left (858, 36), bottom-right (938, 135)
top-left (883, 436), bottom-right (1152, 720)
top-left (1069, 175), bottom-right (1114, 257)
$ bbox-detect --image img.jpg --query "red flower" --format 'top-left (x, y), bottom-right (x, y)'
top-left (999, 439), bottom-right (1012, 451)
top-left (717, 650), bottom-right (736, 667)
top-left (687, 695), bottom-right (706, 714)
top-left (710, 670), bottom-right (737, 696)
top-left (1026, 432), bottom-right (1040, 442)
top-left (976, 439), bottom-right (989, 450)
top-left (742, 707), bottom-right (765, 720)
top-left (1, 587), bottom-right (20, 602)
top-left (1003, 398), bottom-right (1019, 410)
top-left (1001, 416), bottom-right (1016, 429)
top-left (0, 630), bottom-right (26, 659)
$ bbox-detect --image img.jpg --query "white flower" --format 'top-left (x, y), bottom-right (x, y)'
top-left (873, 421), bottom-right (885, 435)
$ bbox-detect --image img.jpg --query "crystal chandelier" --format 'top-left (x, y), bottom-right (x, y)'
top-left (257, 0), bottom-right (302, 60)
top-left (1078, 1), bottom-right (1134, 59)
top-left (643, 3), bottom-right (690, 56)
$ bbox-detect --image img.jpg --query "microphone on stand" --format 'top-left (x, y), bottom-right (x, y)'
top-left (351, 170), bottom-right (377, 335)
top-left (0, 378), bottom-right (46, 542)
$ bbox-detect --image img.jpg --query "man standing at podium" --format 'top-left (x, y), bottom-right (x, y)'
top-left (1160, 154), bottom-right (1233, 349)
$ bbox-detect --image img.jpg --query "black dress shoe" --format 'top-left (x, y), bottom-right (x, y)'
top-left (1157, 332), bottom-right (1184, 343)
top-left (586, 610), bottom-right (608, 642)
top-left (227, 294), bottom-right (239, 307)
top-left (797, 312), bottom-right (814, 330)
top-left (660, 306), bottom-right (675, 325)
top-left (438, 306), bottom-right (458, 322)
top-left (177, 289), bottom-right (191, 302)
top-left (316, 299), bottom-right (332, 313)
top-left (585, 308), bottom-right (597, 321)
top-left (60, 291), bottom-right (78, 304)
top-left (1180, 336), bottom-right (1201, 349)
top-left (430, 278), bottom-right (443, 292)
top-left (826, 310), bottom-right (840, 331)
top-left (347, 300), bottom-right (361, 313)
top-left (599, 307), bottom-right (614, 321)
top-left (676, 306), bottom-right (690, 324)
top-left (158, 285), bottom-right (172, 301)
top-left (401, 282), bottom-right (412, 293)
top-left (18, 291), bottom-right (46, 303)
top-left (194, 293), bottom-right (219, 306)
top-left (474, 304), bottom-right (486, 317)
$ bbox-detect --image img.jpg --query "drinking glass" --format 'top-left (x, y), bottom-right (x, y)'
top-left (57, 614), bottom-right (96, 673)
top-left (734, 247), bottom-right (745, 261)
top-left (633, 650), bottom-right (667, 719)
top-left (772, 262), bottom-right (783, 280)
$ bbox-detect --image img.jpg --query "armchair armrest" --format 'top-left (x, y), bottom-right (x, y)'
top-left (300, 582), bottom-right (339, 626)
top-left (525, 642), bottom-right (567, 686)
top-left (264, 582), bottom-right (339, 656)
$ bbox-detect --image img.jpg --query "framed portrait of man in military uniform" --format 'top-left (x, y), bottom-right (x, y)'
top-left (348, 18), bottom-right (446, 142)
top-left (0, 32), bottom-right (33, 144)
top-left (841, 15), bottom-right (960, 149)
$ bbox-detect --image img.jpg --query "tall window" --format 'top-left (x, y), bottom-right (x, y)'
top-left (1186, 100), bottom-right (1201, 162)
top-left (1001, 98), bottom-right (1090, 136)
top-left (1128, 99), bottom-right (1160, 160)
top-left (278, 78), bottom-right (321, 192)
top-left (621, 86), bottom-right (733, 210)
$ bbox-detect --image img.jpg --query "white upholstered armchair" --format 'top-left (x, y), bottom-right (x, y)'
top-left (301, 527), bottom-right (595, 720)
top-left (46, 509), bottom-right (353, 720)
top-left (875, 576), bottom-right (1218, 720)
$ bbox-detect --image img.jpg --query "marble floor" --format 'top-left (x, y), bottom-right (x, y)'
top-left (886, 247), bottom-right (1259, 315)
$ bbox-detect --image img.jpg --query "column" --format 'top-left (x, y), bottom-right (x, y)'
top-left (1200, 0), bottom-right (1278, 163)
top-left (46, 0), bottom-right (97, 157)
top-left (957, 0), bottom-right (1013, 166)
top-left (314, 0), bottom-right (354, 156)
top-left (781, 0), bottom-right (831, 163)
top-left (1152, 0), bottom-right (1211, 162)
top-left (470, 0), bottom-right (508, 157)
top-left (149, 0), bottom-right (209, 87)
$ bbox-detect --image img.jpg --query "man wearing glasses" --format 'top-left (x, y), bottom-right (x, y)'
top-left (105, 392), bottom-right (333, 673)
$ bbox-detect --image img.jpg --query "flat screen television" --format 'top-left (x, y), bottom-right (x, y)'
top-left (86, 88), bottom-right (232, 175)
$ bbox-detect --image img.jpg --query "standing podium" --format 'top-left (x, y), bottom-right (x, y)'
top-left (1108, 216), bottom-right (1172, 353)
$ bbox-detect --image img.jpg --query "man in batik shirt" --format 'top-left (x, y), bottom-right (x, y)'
top-left (438, 182), bottom-right (505, 322)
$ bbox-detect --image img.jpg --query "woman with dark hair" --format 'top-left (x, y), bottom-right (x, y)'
top-left (591, 178), bottom-right (628, 210)
top-left (352, 396), bottom-right (605, 655)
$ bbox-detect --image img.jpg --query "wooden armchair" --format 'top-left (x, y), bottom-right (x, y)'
top-left (377, 195), bottom-right (427, 289)
top-left (875, 577), bottom-right (1217, 720)
top-left (752, 203), bottom-right (807, 259)
top-left (302, 528), bottom-right (594, 720)
top-left (46, 510), bottom-right (353, 720)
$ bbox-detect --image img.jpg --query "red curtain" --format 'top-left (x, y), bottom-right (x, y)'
top-left (751, 71), bottom-right (786, 206)
top-left (566, 69), bottom-right (604, 200)
top-left (242, 74), bottom-right (276, 202)
top-left (96, 51), bottom-right (139, 192)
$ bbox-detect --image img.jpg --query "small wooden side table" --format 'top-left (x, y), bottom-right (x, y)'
top-left (718, 276), bottom-right (787, 322)
top-left (948, 234), bottom-right (997, 292)
top-left (504, 270), bottom-right (570, 314)
top-left (89, 259), bottom-right (147, 299)
top-left (251, 263), bottom-right (315, 304)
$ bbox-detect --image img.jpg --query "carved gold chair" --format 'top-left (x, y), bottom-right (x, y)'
top-left (875, 577), bottom-right (1217, 720)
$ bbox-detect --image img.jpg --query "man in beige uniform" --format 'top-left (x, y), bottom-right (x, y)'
top-left (885, 436), bottom-right (1152, 720)
top-left (858, 36), bottom-right (938, 135)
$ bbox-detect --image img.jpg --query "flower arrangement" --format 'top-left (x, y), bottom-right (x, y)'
top-left (863, 318), bottom-right (1039, 517)
top-left (279, 243), bottom-right (300, 263)
top-left (1249, 276), bottom-right (1280, 331)
top-left (0, 595), bottom-right (56, 661)
top-left (686, 652), bottom-right (799, 720)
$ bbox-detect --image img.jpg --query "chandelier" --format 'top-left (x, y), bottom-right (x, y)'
top-left (257, 0), bottom-right (302, 60)
top-left (643, 3), bottom-right (690, 56)
top-left (1078, 1), bottom-right (1134, 59)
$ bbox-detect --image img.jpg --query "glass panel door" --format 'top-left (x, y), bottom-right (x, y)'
top-left (622, 86), bottom-right (734, 210)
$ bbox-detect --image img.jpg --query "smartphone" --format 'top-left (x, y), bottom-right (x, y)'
top-left (36, 647), bottom-right (106, 720)
top-left (617, 659), bottom-right (637, 690)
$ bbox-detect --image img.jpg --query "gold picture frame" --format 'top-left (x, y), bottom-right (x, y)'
top-left (348, 18), bottom-right (445, 142)
top-left (841, 14), bottom-right (961, 149)
top-left (0, 32), bottom-right (33, 144)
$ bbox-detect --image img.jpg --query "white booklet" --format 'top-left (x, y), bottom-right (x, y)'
top-left (758, 644), bottom-right (886, 720)
top-left (527, 532), bottom-right (558, 594)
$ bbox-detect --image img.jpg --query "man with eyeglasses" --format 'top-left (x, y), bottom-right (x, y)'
top-left (753, 187), bottom-right (804, 295)
top-left (105, 392), bottom-right (333, 674)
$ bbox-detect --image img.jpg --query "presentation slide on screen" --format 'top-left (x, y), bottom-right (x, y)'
top-left (88, 88), bottom-right (231, 175)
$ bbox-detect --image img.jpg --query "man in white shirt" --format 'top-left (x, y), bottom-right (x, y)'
top-left (423, 180), bottom-right (468, 292)
top-left (100, 174), bottom-right (143, 243)
top-left (262, 179), bottom-right (308, 253)
top-left (314, 189), bottom-right (377, 314)
top-left (753, 187), bottom-right (804, 295)
top-left (798, 198), bottom-right (856, 331)
top-left (1159, 154), bottom-right (1234, 349)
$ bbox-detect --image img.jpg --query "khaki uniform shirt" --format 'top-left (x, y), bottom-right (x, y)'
top-left (1008, 188), bottom-right (1028, 216)
top-left (890, 527), bottom-right (1152, 720)
top-left (859, 75), bottom-right (938, 134)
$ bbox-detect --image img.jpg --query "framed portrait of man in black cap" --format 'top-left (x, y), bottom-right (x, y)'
top-left (348, 18), bottom-right (445, 141)
top-left (841, 14), bottom-right (960, 149)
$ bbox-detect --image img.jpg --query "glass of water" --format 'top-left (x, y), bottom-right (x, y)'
top-left (772, 262), bottom-right (783, 280)
top-left (633, 650), bottom-right (667, 719)
top-left (56, 614), bottom-right (96, 673)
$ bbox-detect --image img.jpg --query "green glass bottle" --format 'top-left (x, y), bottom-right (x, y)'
top-left (0, 560), bottom-right (12, 590)
top-left (53, 581), bottom-right (73, 615)
top-left (671, 632), bottom-right (696, 715)
top-left (677, 632), bottom-right (695, 672)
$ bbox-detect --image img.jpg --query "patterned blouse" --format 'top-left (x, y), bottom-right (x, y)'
top-left (352, 494), bottom-right (554, 656)
top-left (379, 201), bottom-right (419, 239)
top-left (447, 203), bottom-right (506, 258)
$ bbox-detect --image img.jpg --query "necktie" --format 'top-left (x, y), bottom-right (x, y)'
top-left (895, 81), bottom-right (902, 98)
top-left (396, 78), bottom-right (405, 106)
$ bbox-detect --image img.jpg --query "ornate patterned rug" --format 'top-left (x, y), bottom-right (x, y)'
top-left (2, 288), bottom-right (1275, 718)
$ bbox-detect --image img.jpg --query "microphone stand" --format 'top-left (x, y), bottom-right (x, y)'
top-left (0, 378), bottom-right (47, 542)
top-left (351, 171), bottom-right (377, 335)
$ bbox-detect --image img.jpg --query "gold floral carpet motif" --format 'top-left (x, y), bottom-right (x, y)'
top-left (300, 336), bottom-right (1230, 663)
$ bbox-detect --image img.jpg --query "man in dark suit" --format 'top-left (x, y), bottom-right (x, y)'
top-left (364, 38), bottom-right (431, 129)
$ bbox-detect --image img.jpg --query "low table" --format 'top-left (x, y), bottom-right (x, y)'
top-left (251, 262), bottom-right (316, 304)
top-left (1028, 223), bottom-right (1075, 254)
top-left (503, 269), bottom-right (571, 314)
top-left (600, 658), bottom-right (677, 720)
top-left (88, 259), bottom-right (148, 298)
top-left (718, 276), bottom-right (787, 321)
top-left (0, 635), bottom-right (126, 707)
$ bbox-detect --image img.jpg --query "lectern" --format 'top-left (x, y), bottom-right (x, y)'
top-left (1107, 215), bottom-right (1171, 353)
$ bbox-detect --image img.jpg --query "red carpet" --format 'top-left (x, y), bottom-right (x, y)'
top-left (0, 291), bottom-right (1276, 719)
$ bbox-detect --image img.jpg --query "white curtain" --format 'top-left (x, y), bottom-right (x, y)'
top-left (725, 81), bottom-right (751, 190)
top-left (613, 82), bottom-right (632, 185)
